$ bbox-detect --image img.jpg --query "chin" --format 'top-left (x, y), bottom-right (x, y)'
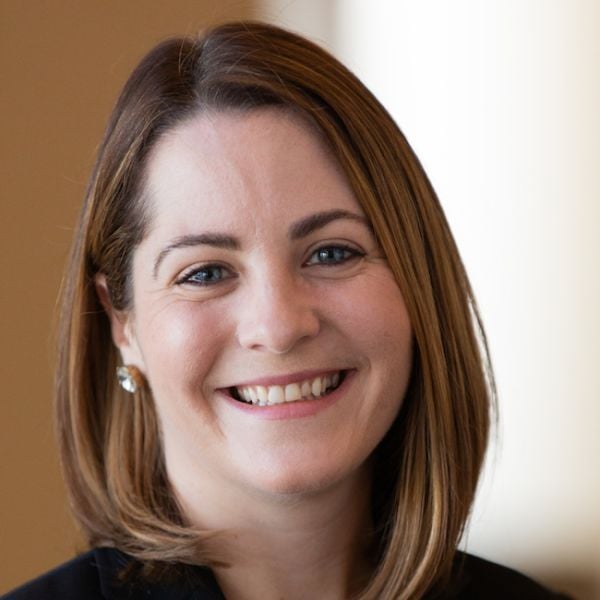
top-left (242, 459), bottom-right (365, 500)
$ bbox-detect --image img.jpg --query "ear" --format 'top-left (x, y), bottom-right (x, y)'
top-left (95, 273), bottom-right (145, 370)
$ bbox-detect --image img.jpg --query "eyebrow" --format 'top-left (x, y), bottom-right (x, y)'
top-left (153, 233), bottom-right (239, 277)
top-left (153, 209), bottom-right (369, 278)
top-left (289, 209), bottom-right (369, 240)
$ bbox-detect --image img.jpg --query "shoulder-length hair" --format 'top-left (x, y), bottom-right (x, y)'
top-left (56, 21), bottom-right (493, 599)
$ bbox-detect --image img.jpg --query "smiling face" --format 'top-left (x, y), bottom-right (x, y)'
top-left (105, 109), bottom-right (412, 515)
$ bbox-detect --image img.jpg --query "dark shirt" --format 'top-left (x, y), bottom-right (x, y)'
top-left (2, 547), bottom-right (570, 599)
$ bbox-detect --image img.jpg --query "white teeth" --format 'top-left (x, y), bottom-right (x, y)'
top-left (301, 381), bottom-right (312, 397)
top-left (256, 386), bottom-right (268, 406)
top-left (285, 383), bottom-right (301, 402)
top-left (268, 386), bottom-right (285, 404)
top-left (311, 378), bottom-right (322, 397)
top-left (235, 372), bottom-right (343, 407)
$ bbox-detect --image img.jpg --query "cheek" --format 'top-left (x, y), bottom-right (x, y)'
top-left (341, 272), bottom-right (413, 412)
top-left (135, 300), bottom-right (228, 398)
top-left (331, 270), bottom-right (412, 355)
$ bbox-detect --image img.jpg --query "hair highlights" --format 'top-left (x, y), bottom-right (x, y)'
top-left (55, 22), bottom-right (494, 599)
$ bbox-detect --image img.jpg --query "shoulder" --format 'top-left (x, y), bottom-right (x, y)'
top-left (445, 552), bottom-right (571, 599)
top-left (1, 549), bottom-right (103, 599)
top-left (1, 547), bottom-right (223, 599)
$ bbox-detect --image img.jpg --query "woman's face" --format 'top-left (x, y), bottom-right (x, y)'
top-left (111, 109), bottom-right (412, 507)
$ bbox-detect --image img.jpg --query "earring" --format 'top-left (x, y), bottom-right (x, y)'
top-left (116, 365), bottom-right (144, 394)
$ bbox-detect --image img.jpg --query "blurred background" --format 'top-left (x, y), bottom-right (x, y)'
top-left (1, 1), bottom-right (598, 597)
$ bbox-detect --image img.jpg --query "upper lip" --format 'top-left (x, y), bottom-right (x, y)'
top-left (222, 368), bottom-right (348, 389)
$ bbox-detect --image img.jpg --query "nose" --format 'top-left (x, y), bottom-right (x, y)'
top-left (236, 271), bottom-right (320, 354)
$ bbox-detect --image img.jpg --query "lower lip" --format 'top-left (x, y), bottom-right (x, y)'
top-left (221, 370), bottom-right (355, 421)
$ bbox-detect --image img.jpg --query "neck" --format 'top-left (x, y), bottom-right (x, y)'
top-left (180, 467), bottom-right (374, 600)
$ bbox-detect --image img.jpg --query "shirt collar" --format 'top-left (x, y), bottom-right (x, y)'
top-left (93, 547), bottom-right (225, 600)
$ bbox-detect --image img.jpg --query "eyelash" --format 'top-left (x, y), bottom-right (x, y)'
top-left (176, 264), bottom-right (233, 287)
top-left (304, 244), bottom-right (365, 266)
top-left (176, 244), bottom-right (364, 287)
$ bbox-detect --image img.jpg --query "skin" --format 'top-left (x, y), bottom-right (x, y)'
top-left (99, 109), bottom-right (413, 599)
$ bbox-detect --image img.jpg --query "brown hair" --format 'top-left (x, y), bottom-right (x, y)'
top-left (56, 21), bottom-right (494, 599)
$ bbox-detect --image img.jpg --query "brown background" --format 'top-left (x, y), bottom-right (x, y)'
top-left (0, 2), bottom-right (259, 593)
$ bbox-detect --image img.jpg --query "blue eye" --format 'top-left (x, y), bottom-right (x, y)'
top-left (306, 245), bottom-right (363, 266)
top-left (178, 265), bottom-right (231, 286)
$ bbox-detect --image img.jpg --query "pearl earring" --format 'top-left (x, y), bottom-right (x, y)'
top-left (116, 365), bottom-right (144, 394)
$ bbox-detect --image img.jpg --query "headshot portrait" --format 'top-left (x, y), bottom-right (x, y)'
top-left (1, 2), bottom-right (598, 599)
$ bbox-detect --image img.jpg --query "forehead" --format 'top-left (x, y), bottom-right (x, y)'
top-left (141, 109), bottom-right (362, 236)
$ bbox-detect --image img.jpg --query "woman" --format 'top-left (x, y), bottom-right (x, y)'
top-left (4, 22), bottom-right (568, 600)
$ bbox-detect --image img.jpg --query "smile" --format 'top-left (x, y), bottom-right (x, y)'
top-left (229, 371), bottom-right (347, 406)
